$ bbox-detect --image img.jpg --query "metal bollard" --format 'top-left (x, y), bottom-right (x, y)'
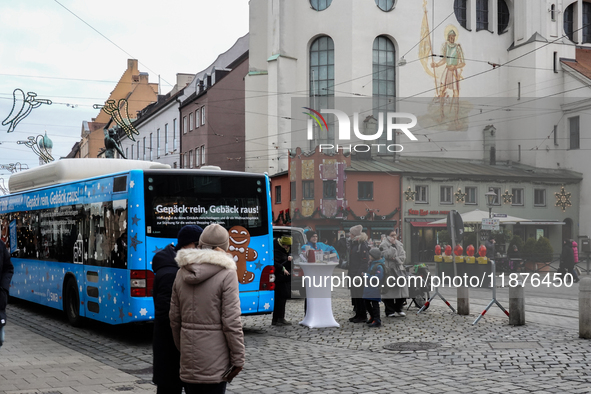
top-left (457, 286), bottom-right (469, 315)
top-left (579, 277), bottom-right (591, 339)
top-left (509, 280), bottom-right (525, 326)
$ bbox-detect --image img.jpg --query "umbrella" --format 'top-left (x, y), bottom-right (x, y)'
top-left (430, 209), bottom-right (531, 225)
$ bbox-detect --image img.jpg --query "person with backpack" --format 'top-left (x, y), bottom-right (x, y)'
top-left (379, 231), bottom-right (409, 317)
top-left (363, 248), bottom-right (385, 327)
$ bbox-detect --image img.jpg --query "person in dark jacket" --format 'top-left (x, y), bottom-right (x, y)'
top-left (348, 225), bottom-right (370, 323)
top-left (484, 237), bottom-right (496, 260)
top-left (152, 225), bottom-right (202, 394)
top-left (559, 239), bottom-right (577, 283)
top-left (363, 248), bottom-right (385, 327)
top-left (0, 240), bottom-right (14, 348)
top-left (272, 235), bottom-right (293, 326)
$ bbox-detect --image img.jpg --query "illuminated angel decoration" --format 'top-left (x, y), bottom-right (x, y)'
top-left (95, 99), bottom-right (139, 141)
top-left (16, 135), bottom-right (54, 164)
top-left (0, 162), bottom-right (29, 173)
top-left (2, 89), bottom-right (52, 133)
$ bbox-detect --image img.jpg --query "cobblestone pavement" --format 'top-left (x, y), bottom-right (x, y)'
top-left (3, 278), bottom-right (591, 393)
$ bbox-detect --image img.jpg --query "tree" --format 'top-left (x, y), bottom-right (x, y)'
top-left (507, 235), bottom-right (524, 255)
top-left (523, 237), bottom-right (537, 262)
top-left (536, 237), bottom-right (553, 263)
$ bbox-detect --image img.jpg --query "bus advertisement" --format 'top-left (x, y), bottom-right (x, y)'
top-left (0, 159), bottom-right (275, 326)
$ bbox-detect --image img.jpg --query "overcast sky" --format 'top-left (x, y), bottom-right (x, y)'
top-left (0, 0), bottom-right (249, 182)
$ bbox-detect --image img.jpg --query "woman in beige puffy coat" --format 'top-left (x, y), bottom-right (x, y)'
top-left (169, 224), bottom-right (245, 394)
top-left (380, 231), bottom-right (409, 317)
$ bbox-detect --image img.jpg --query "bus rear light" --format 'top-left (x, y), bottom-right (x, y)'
top-left (260, 266), bottom-right (275, 291)
top-left (130, 270), bottom-right (155, 297)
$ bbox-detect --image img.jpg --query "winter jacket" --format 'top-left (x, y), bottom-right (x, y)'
top-left (363, 258), bottom-right (385, 301)
top-left (348, 233), bottom-right (370, 278)
top-left (170, 248), bottom-right (245, 384)
top-left (301, 241), bottom-right (339, 260)
top-left (0, 240), bottom-right (14, 323)
top-left (572, 241), bottom-right (579, 264)
top-left (273, 237), bottom-right (292, 298)
top-left (561, 243), bottom-right (575, 270)
top-left (379, 237), bottom-right (409, 299)
top-left (151, 244), bottom-right (182, 386)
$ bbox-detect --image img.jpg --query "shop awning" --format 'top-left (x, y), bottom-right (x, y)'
top-left (409, 222), bottom-right (447, 228)
top-left (504, 221), bottom-right (565, 225)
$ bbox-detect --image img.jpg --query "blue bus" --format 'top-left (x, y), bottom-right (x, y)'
top-left (0, 159), bottom-right (275, 326)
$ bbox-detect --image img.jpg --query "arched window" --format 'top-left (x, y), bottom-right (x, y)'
top-left (372, 36), bottom-right (396, 148)
top-left (310, 0), bottom-right (332, 11)
top-left (564, 3), bottom-right (575, 41)
top-left (551, 4), bottom-right (556, 21)
top-left (375, 0), bottom-right (395, 12)
top-left (584, 1), bottom-right (591, 43)
top-left (498, 0), bottom-right (510, 34)
top-left (454, 0), bottom-right (468, 29)
top-left (476, 0), bottom-right (489, 31)
top-left (309, 36), bottom-right (335, 147)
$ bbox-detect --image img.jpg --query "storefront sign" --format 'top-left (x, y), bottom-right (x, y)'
top-left (408, 209), bottom-right (450, 216)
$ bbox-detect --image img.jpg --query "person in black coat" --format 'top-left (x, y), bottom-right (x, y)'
top-left (152, 225), bottom-right (202, 394)
top-left (272, 236), bottom-right (293, 326)
top-left (0, 240), bottom-right (14, 348)
top-left (348, 225), bottom-right (370, 323)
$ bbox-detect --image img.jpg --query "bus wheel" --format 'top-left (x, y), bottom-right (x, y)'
top-left (64, 278), bottom-right (84, 327)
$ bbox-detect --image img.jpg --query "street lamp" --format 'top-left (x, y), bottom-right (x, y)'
top-left (485, 191), bottom-right (497, 218)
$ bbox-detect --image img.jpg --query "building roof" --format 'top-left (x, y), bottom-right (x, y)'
top-left (561, 47), bottom-right (591, 81)
top-left (347, 156), bottom-right (582, 183)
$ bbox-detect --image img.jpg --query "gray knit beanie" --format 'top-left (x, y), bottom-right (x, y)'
top-left (199, 224), bottom-right (230, 251)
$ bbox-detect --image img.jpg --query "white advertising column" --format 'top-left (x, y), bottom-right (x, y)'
top-left (298, 262), bottom-right (340, 328)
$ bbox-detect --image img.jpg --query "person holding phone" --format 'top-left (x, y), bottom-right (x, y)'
top-left (170, 224), bottom-right (245, 394)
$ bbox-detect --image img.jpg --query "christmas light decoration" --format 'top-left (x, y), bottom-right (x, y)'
top-left (95, 99), bottom-right (140, 141)
top-left (502, 190), bottom-right (513, 204)
top-left (555, 186), bottom-right (571, 212)
top-left (2, 89), bottom-right (52, 133)
top-left (454, 188), bottom-right (466, 203)
top-left (16, 135), bottom-right (54, 164)
top-left (404, 186), bottom-right (417, 201)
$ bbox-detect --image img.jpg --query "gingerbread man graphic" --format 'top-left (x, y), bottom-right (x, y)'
top-left (228, 226), bottom-right (257, 284)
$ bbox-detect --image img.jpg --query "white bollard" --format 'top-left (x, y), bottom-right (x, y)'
top-left (579, 277), bottom-right (591, 339)
top-left (457, 286), bottom-right (469, 315)
top-left (509, 280), bottom-right (525, 326)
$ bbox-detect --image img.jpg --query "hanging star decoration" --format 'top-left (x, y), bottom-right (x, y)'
top-left (404, 187), bottom-right (416, 202)
top-left (502, 190), bottom-right (513, 204)
top-left (454, 188), bottom-right (466, 203)
top-left (2, 89), bottom-right (52, 133)
top-left (555, 186), bottom-right (572, 212)
top-left (16, 135), bottom-right (54, 163)
top-left (95, 99), bottom-right (140, 141)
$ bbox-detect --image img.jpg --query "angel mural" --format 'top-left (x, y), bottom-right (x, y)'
top-left (419, 0), bottom-right (471, 131)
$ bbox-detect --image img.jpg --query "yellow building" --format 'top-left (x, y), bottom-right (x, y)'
top-left (73, 59), bottom-right (158, 158)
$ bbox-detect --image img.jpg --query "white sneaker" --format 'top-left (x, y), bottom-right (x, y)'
top-left (396, 311), bottom-right (406, 317)
top-left (387, 313), bottom-right (397, 317)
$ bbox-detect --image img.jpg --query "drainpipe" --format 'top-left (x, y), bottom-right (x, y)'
top-left (176, 97), bottom-right (182, 168)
